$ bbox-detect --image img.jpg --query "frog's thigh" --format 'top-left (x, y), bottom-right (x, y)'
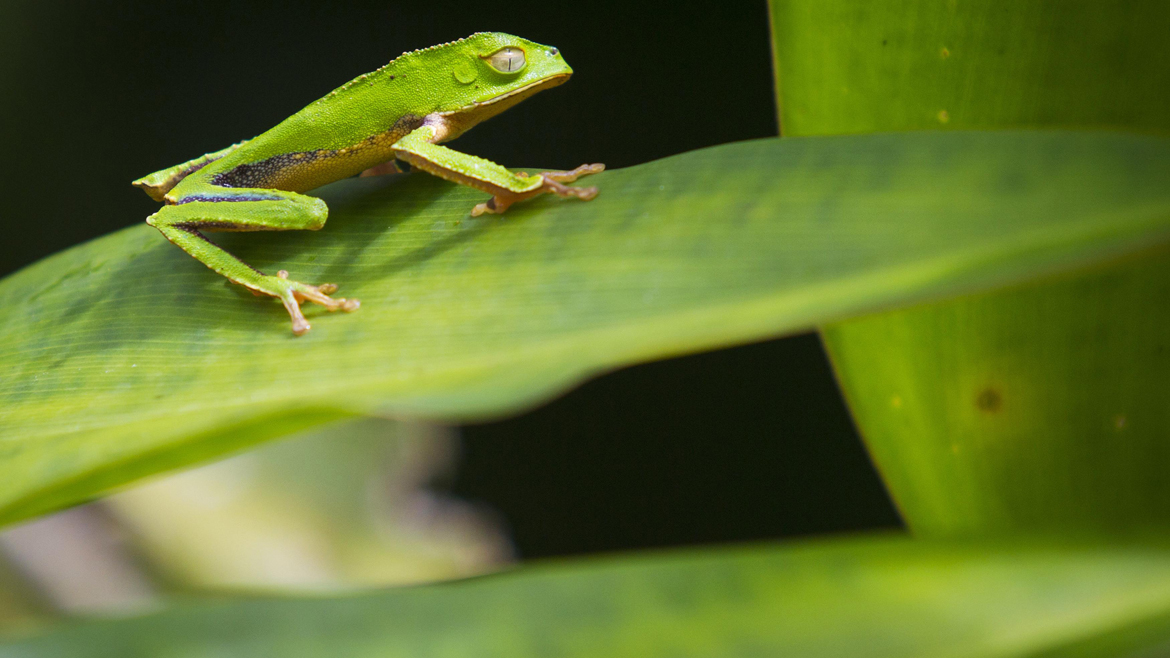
top-left (147, 191), bottom-right (329, 283)
top-left (148, 188), bottom-right (328, 232)
top-left (146, 189), bottom-right (352, 335)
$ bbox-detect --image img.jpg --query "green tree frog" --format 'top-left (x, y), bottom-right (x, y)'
top-left (133, 32), bottom-right (603, 335)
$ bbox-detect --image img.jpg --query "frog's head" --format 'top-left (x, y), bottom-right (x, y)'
top-left (411, 32), bottom-right (574, 135)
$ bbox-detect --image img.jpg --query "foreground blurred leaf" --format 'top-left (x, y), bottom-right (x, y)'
top-left (1, 132), bottom-right (1169, 526)
top-left (4, 537), bottom-right (1170, 657)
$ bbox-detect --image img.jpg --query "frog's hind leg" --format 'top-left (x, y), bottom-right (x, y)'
top-left (132, 140), bottom-right (250, 202)
top-left (146, 187), bottom-right (358, 335)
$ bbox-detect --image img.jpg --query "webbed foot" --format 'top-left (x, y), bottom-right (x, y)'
top-left (253, 270), bottom-right (360, 335)
top-left (471, 163), bottom-right (605, 216)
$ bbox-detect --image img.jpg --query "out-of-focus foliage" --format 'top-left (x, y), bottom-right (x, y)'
top-left (107, 419), bottom-right (510, 590)
top-left (6, 538), bottom-right (1170, 657)
top-left (770, 0), bottom-right (1170, 136)
top-left (770, 0), bottom-right (1170, 536)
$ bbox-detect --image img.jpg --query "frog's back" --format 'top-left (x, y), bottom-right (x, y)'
top-left (181, 72), bottom-right (425, 193)
top-left (143, 33), bottom-right (538, 198)
top-left (201, 33), bottom-right (538, 173)
top-left (172, 39), bottom-right (496, 195)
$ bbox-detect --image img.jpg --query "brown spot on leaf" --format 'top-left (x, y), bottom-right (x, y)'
top-left (976, 388), bottom-right (1002, 413)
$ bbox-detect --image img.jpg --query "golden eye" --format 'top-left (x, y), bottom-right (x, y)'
top-left (487, 47), bottom-right (526, 73)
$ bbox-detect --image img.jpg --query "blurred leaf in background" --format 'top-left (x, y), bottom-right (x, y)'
top-left (6, 537), bottom-right (1170, 657)
top-left (0, 419), bottom-right (510, 615)
top-left (771, 0), bottom-right (1170, 536)
top-left (0, 560), bottom-right (49, 633)
top-left (770, 0), bottom-right (1170, 135)
top-left (106, 419), bottom-right (511, 591)
top-left (0, 506), bottom-right (159, 620)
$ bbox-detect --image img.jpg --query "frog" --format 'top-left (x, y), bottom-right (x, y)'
top-left (133, 32), bottom-right (604, 335)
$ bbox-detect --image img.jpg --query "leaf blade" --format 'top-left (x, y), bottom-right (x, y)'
top-left (5, 537), bottom-right (1170, 657)
top-left (1, 131), bottom-right (1168, 525)
top-left (770, 0), bottom-right (1170, 535)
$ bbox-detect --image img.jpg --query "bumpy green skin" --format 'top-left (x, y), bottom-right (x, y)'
top-left (133, 32), bottom-right (601, 335)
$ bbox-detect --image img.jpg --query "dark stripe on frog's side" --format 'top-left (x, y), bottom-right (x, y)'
top-left (174, 193), bottom-right (285, 205)
top-left (209, 150), bottom-right (330, 188)
top-left (173, 221), bottom-right (276, 232)
top-left (211, 114), bottom-right (424, 190)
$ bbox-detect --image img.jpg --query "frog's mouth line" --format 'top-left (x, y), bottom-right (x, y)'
top-left (432, 73), bottom-right (572, 140)
top-left (474, 73), bottom-right (572, 107)
top-left (443, 73), bottom-right (572, 117)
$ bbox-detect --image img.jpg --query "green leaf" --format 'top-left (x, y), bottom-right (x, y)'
top-left (824, 254), bottom-right (1170, 535)
top-left (5, 537), bottom-right (1170, 657)
top-left (769, 0), bottom-right (1170, 535)
top-left (768, 0), bottom-right (1170, 136)
top-left (2, 132), bottom-right (1169, 527)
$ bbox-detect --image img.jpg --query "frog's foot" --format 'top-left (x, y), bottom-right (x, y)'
top-left (471, 163), bottom-right (605, 217)
top-left (538, 163), bottom-right (606, 184)
top-left (256, 270), bottom-right (360, 336)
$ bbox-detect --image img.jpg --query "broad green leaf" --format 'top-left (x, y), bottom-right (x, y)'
top-left (5, 537), bottom-right (1170, 657)
top-left (824, 254), bottom-right (1170, 535)
top-left (2, 133), bottom-right (1169, 527)
top-left (769, 0), bottom-right (1170, 136)
top-left (769, 1), bottom-right (1170, 535)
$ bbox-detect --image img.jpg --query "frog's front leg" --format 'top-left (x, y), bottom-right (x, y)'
top-left (146, 187), bottom-right (358, 335)
top-left (391, 122), bottom-right (604, 217)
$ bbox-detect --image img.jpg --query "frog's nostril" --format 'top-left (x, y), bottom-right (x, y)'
top-left (549, 48), bottom-right (558, 56)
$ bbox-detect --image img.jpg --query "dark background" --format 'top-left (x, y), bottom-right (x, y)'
top-left (0, 0), bottom-right (901, 559)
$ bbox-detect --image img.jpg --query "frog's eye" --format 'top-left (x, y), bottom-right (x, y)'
top-left (487, 47), bottom-right (526, 73)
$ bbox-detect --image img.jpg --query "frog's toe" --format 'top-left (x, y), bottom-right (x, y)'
top-left (468, 163), bottom-right (604, 218)
top-left (268, 270), bottom-right (360, 336)
top-left (537, 164), bottom-right (603, 201)
top-left (283, 274), bottom-right (360, 313)
top-left (540, 163), bottom-right (605, 183)
top-left (541, 178), bottom-right (599, 201)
